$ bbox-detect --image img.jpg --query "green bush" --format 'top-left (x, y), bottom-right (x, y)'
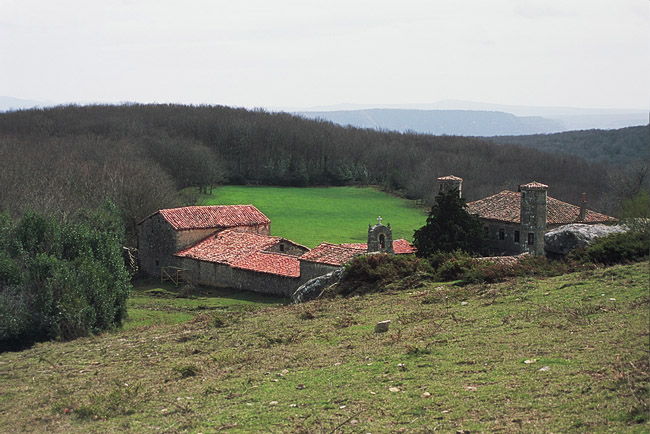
top-left (337, 254), bottom-right (430, 296)
top-left (0, 202), bottom-right (131, 351)
top-left (570, 231), bottom-right (649, 265)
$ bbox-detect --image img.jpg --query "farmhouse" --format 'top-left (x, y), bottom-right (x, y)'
top-left (138, 205), bottom-right (415, 295)
top-left (175, 229), bottom-right (309, 295)
top-left (436, 176), bottom-right (617, 255)
top-left (137, 205), bottom-right (271, 276)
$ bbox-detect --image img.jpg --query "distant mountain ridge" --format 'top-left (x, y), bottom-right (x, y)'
top-left (296, 108), bottom-right (566, 136)
top-left (293, 100), bottom-right (648, 135)
top-left (0, 96), bottom-right (54, 111)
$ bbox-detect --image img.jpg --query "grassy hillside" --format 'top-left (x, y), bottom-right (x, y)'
top-left (199, 186), bottom-right (427, 247)
top-left (1, 262), bottom-right (647, 433)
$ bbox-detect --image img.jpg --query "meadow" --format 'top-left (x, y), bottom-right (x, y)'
top-left (198, 186), bottom-right (428, 247)
top-left (1, 261), bottom-right (647, 433)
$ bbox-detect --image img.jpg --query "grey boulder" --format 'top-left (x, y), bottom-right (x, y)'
top-left (544, 224), bottom-right (626, 255)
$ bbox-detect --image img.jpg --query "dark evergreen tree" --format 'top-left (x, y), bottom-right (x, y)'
top-left (413, 188), bottom-right (491, 257)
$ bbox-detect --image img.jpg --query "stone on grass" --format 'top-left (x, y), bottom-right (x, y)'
top-left (544, 223), bottom-right (627, 256)
top-left (291, 269), bottom-right (343, 303)
top-left (374, 320), bottom-right (391, 333)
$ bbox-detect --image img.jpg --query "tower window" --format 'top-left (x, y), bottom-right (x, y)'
top-left (528, 233), bottom-right (535, 245)
top-left (498, 229), bottom-right (505, 240)
top-left (514, 230), bottom-right (520, 243)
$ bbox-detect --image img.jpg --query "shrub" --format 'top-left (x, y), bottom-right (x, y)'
top-left (337, 254), bottom-right (430, 296)
top-left (570, 231), bottom-right (649, 265)
top-left (0, 202), bottom-right (131, 351)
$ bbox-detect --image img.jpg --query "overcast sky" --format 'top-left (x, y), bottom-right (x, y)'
top-left (0, 0), bottom-right (647, 110)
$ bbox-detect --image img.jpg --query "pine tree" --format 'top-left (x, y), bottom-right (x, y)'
top-left (413, 188), bottom-right (491, 257)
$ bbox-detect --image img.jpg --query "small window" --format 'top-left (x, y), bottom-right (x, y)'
top-left (498, 229), bottom-right (505, 240)
top-left (155, 259), bottom-right (159, 266)
top-left (279, 243), bottom-right (285, 252)
top-left (528, 233), bottom-right (535, 245)
top-left (514, 230), bottom-right (520, 243)
top-left (379, 234), bottom-right (386, 249)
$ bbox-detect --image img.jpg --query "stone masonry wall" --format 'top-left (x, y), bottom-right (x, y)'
top-left (300, 261), bottom-right (341, 283)
top-left (137, 214), bottom-right (180, 276)
top-left (179, 257), bottom-right (302, 296)
top-left (520, 188), bottom-right (547, 256)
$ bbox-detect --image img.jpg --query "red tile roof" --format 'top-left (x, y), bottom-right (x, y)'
top-left (232, 251), bottom-right (300, 278)
top-left (299, 242), bottom-right (365, 266)
top-left (467, 190), bottom-right (617, 225)
top-left (340, 239), bottom-right (417, 254)
top-left (157, 205), bottom-right (270, 230)
top-left (174, 230), bottom-right (300, 277)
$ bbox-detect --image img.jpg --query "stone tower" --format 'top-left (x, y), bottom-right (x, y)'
top-left (437, 175), bottom-right (463, 198)
top-left (368, 216), bottom-right (394, 254)
top-left (519, 181), bottom-right (548, 256)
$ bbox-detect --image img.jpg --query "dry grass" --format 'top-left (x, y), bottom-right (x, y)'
top-left (0, 262), bottom-right (648, 433)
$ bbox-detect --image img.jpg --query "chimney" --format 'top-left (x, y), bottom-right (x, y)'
top-left (579, 193), bottom-right (586, 221)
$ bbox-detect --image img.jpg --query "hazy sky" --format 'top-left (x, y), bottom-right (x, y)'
top-left (1, 0), bottom-right (647, 110)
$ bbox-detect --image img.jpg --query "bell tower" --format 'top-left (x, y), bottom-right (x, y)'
top-left (368, 216), bottom-right (394, 254)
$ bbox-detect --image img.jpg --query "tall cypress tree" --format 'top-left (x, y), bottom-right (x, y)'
top-left (413, 188), bottom-right (491, 257)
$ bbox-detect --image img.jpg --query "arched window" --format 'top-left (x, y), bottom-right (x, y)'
top-left (379, 234), bottom-right (385, 249)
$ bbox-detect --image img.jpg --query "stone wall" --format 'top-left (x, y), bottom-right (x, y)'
top-left (484, 221), bottom-right (523, 255)
top-left (300, 261), bottom-right (341, 283)
top-left (264, 241), bottom-right (309, 256)
top-left (179, 257), bottom-right (301, 296)
top-left (137, 213), bottom-right (181, 276)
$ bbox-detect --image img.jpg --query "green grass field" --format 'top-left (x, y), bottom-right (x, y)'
top-left (1, 261), bottom-right (647, 433)
top-left (124, 279), bottom-right (287, 331)
top-left (198, 186), bottom-right (427, 247)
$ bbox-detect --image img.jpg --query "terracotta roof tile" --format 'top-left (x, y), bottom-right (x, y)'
top-left (233, 251), bottom-right (300, 278)
top-left (340, 239), bottom-right (417, 254)
top-left (467, 190), bottom-right (617, 225)
top-left (158, 205), bottom-right (270, 230)
top-left (393, 239), bottom-right (418, 254)
top-left (174, 230), bottom-right (300, 277)
top-left (300, 242), bottom-right (364, 266)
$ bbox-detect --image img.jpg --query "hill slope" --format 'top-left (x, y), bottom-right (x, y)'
top-left (485, 125), bottom-right (649, 166)
top-left (1, 261), bottom-right (647, 432)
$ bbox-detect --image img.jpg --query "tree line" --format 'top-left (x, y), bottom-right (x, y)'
top-left (0, 103), bottom-right (643, 245)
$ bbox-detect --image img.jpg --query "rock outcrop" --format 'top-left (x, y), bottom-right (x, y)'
top-left (544, 224), bottom-right (626, 256)
top-left (291, 268), bottom-right (343, 303)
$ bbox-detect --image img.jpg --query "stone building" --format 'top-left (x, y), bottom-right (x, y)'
top-left (137, 205), bottom-right (271, 276)
top-left (436, 176), bottom-right (617, 256)
top-left (174, 229), bottom-right (309, 296)
top-left (138, 205), bottom-right (416, 295)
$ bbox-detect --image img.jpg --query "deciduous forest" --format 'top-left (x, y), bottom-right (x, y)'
top-left (0, 104), bottom-right (646, 244)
